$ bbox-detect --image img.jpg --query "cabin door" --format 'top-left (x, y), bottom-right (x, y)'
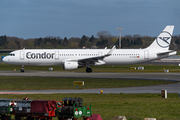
top-left (20, 51), bottom-right (25, 60)
top-left (144, 50), bottom-right (149, 59)
top-left (55, 51), bottom-right (59, 60)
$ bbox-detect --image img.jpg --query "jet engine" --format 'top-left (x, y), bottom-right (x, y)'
top-left (63, 62), bottom-right (78, 70)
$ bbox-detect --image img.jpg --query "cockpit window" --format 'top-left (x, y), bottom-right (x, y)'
top-left (8, 53), bottom-right (15, 56)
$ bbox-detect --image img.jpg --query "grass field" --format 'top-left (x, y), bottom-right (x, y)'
top-left (0, 52), bottom-right (10, 56)
top-left (0, 62), bottom-right (180, 73)
top-left (0, 76), bottom-right (177, 90)
top-left (0, 76), bottom-right (178, 120)
top-left (0, 63), bottom-right (179, 119)
top-left (0, 93), bottom-right (180, 120)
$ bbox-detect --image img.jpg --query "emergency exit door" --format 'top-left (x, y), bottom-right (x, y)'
top-left (98, 52), bottom-right (102, 56)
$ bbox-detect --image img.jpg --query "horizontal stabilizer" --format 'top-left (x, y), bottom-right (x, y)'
top-left (157, 50), bottom-right (177, 55)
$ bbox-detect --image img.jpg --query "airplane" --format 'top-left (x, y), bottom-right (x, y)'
top-left (2, 25), bottom-right (176, 73)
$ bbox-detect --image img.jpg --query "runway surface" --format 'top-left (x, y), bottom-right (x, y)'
top-left (0, 71), bottom-right (180, 80)
top-left (0, 71), bottom-right (180, 94)
top-left (0, 83), bottom-right (180, 94)
top-left (0, 71), bottom-right (180, 81)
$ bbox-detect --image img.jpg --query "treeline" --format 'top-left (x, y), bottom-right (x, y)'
top-left (0, 31), bottom-right (180, 50)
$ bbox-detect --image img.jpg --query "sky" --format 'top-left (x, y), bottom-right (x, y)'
top-left (0, 0), bottom-right (179, 39)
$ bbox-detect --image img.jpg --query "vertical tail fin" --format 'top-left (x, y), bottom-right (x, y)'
top-left (146, 26), bottom-right (174, 50)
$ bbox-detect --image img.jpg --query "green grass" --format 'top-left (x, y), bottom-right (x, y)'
top-left (0, 52), bottom-right (10, 56)
top-left (0, 93), bottom-right (180, 120)
top-left (0, 63), bottom-right (180, 72)
top-left (176, 51), bottom-right (180, 55)
top-left (0, 63), bottom-right (179, 119)
top-left (0, 76), bottom-right (176, 90)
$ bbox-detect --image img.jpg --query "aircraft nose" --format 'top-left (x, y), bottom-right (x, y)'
top-left (1, 56), bottom-right (5, 62)
top-left (1, 56), bottom-right (8, 63)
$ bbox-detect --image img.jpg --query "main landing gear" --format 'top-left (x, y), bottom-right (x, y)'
top-left (21, 65), bottom-right (24, 72)
top-left (86, 67), bottom-right (92, 73)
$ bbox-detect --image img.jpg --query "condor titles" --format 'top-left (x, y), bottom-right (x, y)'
top-left (26, 52), bottom-right (55, 59)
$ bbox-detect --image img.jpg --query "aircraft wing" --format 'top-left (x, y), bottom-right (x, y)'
top-left (77, 46), bottom-right (115, 66)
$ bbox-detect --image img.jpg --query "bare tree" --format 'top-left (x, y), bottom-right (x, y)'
top-left (96, 31), bottom-right (112, 39)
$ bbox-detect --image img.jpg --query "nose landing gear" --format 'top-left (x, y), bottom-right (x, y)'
top-left (21, 65), bottom-right (24, 72)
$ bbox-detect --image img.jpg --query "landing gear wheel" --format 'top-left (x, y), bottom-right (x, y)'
top-left (86, 67), bottom-right (92, 73)
top-left (21, 65), bottom-right (24, 72)
top-left (21, 69), bottom-right (24, 72)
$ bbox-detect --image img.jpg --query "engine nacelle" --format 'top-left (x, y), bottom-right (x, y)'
top-left (63, 62), bottom-right (78, 70)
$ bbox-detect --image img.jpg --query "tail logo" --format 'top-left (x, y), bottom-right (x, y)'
top-left (159, 37), bottom-right (170, 44)
top-left (156, 31), bottom-right (171, 48)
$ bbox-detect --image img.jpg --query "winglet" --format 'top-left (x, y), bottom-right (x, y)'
top-left (106, 46), bottom-right (116, 56)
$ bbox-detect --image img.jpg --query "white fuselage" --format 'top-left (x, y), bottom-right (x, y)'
top-left (2, 48), bottom-right (168, 66)
top-left (1, 26), bottom-right (176, 72)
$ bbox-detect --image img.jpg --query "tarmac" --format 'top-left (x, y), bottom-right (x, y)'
top-left (0, 71), bottom-right (180, 94)
top-left (0, 71), bottom-right (180, 80)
